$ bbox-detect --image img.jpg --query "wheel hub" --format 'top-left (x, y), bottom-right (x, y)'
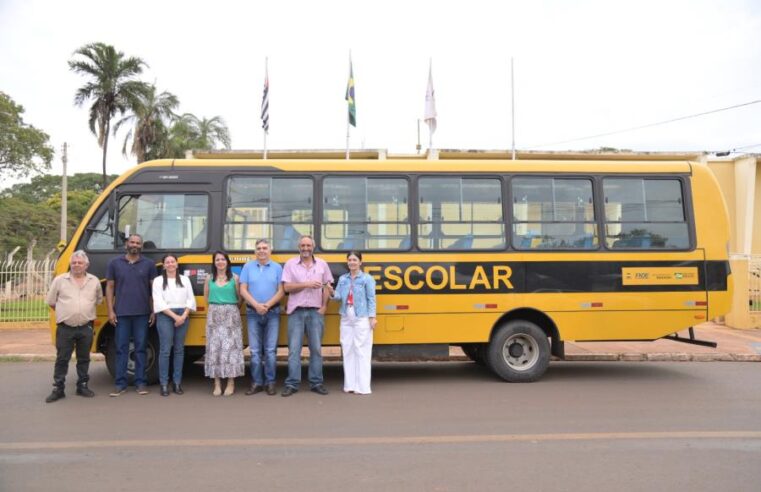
top-left (508, 342), bottom-right (524, 358)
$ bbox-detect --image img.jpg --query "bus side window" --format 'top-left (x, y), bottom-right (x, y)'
top-left (604, 178), bottom-right (689, 250)
top-left (419, 177), bottom-right (504, 250)
top-left (322, 177), bottom-right (409, 251)
top-left (511, 177), bottom-right (597, 250)
top-left (225, 177), bottom-right (313, 252)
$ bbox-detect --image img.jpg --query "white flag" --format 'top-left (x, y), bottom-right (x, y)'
top-left (424, 63), bottom-right (437, 134)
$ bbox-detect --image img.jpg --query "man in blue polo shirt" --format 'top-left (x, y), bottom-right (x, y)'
top-left (106, 234), bottom-right (158, 396)
top-left (239, 239), bottom-right (284, 396)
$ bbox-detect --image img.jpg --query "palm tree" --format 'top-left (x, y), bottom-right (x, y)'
top-left (69, 42), bottom-right (150, 186)
top-left (165, 113), bottom-right (232, 158)
top-left (113, 84), bottom-right (179, 163)
top-left (193, 115), bottom-right (232, 150)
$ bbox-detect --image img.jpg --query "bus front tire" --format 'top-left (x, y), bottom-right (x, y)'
top-left (105, 331), bottom-right (160, 386)
top-left (487, 320), bottom-right (550, 382)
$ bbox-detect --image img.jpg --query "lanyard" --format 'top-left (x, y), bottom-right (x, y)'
top-left (347, 275), bottom-right (355, 305)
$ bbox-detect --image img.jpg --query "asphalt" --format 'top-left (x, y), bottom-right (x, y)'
top-left (0, 321), bottom-right (759, 362)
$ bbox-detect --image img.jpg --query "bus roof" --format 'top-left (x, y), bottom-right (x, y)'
top-left (131, 158), bottom-right (695, 175)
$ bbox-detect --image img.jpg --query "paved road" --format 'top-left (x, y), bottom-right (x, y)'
top-left (1, 361), bottom-right (760, 491)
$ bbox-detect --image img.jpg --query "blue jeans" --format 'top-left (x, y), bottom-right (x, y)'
top-left (247, 308), bottom-right (280, 385)
top-left (115, 314), bottom-right (150, 388)
top-left (156, 309), bottom-right (190, 386)
top-left (285, 308), bottom-right (324, 389)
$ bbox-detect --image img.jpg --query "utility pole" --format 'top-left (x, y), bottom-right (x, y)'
top-left (60, 142), bottom-right (68, 244)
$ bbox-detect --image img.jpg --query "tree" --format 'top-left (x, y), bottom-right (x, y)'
top-left (0, 197), bottom-right (60, 254)
top-left (114, 84), bottom-right (179, 163)
top-left (0, 172), bottom-right (117, 254)
top-left (69, 42), bottom-right (150, 187)
top-left (46, 189), bottom-right (99, 219)
top-left (190, 114), bottom-right (232, 150)
top-left (0, 92), bottom-right (54, 182)
top-left (165, 113), bottom-right (232, 157)
top-left (1, 172), bottom-right (116, 201)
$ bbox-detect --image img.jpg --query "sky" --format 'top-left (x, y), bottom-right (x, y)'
top-left (1, 0), bottom-right (760, 187)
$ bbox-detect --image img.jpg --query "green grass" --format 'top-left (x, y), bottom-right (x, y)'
top-left (0, 299), bottom-right (49, 322)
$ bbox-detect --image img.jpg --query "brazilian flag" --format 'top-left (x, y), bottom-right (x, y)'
top-left (345, 61), bottom-right (356, 127)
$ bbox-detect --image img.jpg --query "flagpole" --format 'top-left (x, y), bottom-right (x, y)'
top-left (511, 57), bottom-right (516, 160)
top-left (428, 58), bottom-right (432, 152)
top-left (263, 57), bottom-right (269, 160)
top-left (425, 58), bottom-right (435, 154)
top-left (346, 121), bottom-right (350, 160)
top-left (346, 51), bottom-right (352, 160)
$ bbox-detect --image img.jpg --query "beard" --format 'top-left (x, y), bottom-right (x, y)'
top-left (127, 246), bottom-right (141, 255)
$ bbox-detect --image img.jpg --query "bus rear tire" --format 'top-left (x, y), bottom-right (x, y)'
top-left (487, 320), bottom-right (550, 382)
top-left (105, 331), bottom-right (160, 385)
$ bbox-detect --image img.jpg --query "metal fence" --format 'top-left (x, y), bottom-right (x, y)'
top-left (750, 255), bottom-right (761, 313)
top-left (0, 254), bottom-right (57, 323)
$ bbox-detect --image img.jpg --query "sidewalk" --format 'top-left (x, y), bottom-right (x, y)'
top-left (1, 322), bottom-right (759, 362)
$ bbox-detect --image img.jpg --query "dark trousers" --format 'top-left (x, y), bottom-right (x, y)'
top-left (53, 322), bottom-right (93, 389)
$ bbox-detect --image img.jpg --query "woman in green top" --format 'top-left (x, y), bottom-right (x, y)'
top-left (203, 251), bottom-right (245, 396)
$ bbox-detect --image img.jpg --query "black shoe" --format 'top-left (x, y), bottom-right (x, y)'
top-left (136, 385), bottom-right (150, 395)
top-left (160, 385), bottom-right (170, 397)
top-left (45, 388), bottom-right (65, 403)
top-left (281, 386), bottom-right (298, 397)
top-left (310, 384), bottom-right (329, 395)
top-left (172, 383), bottom-right (184, 395)
top-left (265, 383), bottom-right (276, 396)
top-left (245, 384), bottom-right (264, 396)
top-left (76, 383), bottom-right (95, 398)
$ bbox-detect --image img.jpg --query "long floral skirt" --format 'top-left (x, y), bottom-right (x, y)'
top-left (204, 304), bottom-right (245, 378)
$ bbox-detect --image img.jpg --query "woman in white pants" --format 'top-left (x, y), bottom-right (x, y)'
top-left (328, 251), bottom-right (377, 394)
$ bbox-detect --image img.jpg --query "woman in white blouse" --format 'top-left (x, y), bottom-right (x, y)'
top-left (152, 254), bottom-right (197, 396)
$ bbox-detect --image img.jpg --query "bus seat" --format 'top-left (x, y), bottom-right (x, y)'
top-left (612, 236), bottom-right (651, 248)
top-left (143, 240), bottom-right (157, 250)
top-left (448, 235), bottom-right (474, 250)
top-left (274, 225), bottom-right (299, 251)
top-left (338, 238), bottom-right (364, 250)
top-left (190, 226), bottom-right (207, 248)
top-left (337, 239), bottom-right (353, 250)
top-left (399, 237), bottom-right (411, 249)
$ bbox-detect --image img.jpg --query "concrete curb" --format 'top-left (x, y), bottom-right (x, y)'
top-left (2, 353), bottom-right (760, 363)
top-left (562, 353), bottom-right (761, 362)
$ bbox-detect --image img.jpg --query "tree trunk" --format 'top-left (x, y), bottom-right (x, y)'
top-left (101, 119), bottom-right (110, 189)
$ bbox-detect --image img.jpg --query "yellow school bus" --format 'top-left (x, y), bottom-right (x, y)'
top-left (51, 157), bottom-right (733, 382)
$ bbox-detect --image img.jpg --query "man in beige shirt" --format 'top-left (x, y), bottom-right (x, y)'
top-left (45, 250), bottom-right (103, 403)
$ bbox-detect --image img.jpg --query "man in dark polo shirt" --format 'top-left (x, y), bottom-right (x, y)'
top-left (106, 234), bottom-right (158, 396)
